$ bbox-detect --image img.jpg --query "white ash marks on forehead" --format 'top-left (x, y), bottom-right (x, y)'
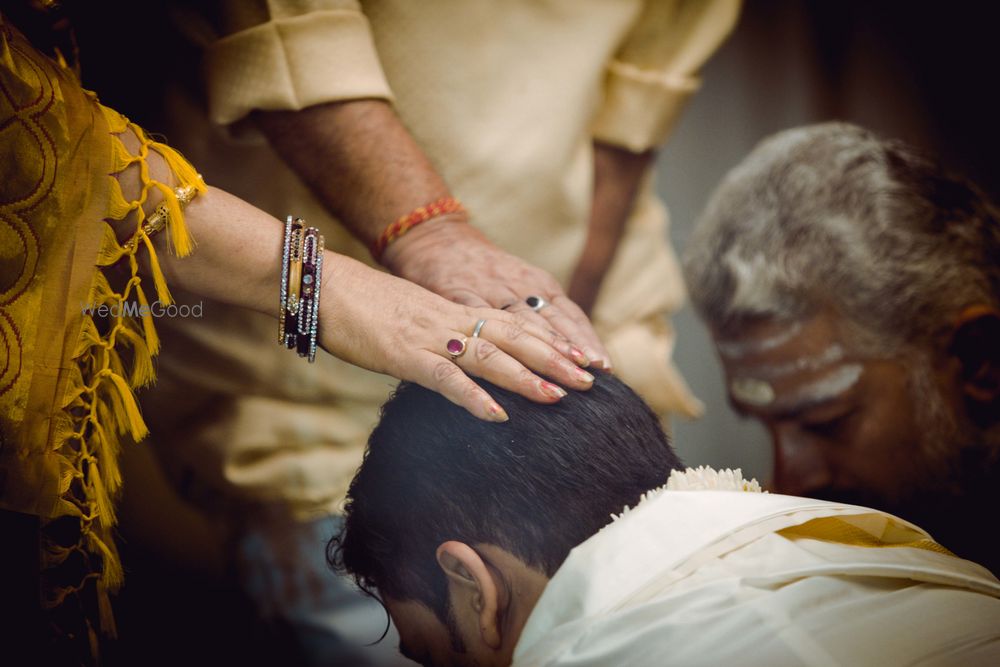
top-left (716, 319), bottom-right (803, 358)
top-left (745, 344), bottom-right (846, 380)
top-left (730, 377), bottom-right (776, 406)
top-left (773, 363), bottom-right (864, 413)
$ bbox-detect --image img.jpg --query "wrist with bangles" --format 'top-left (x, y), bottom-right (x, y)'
top-left (279, 216), bottom-right (324, 363)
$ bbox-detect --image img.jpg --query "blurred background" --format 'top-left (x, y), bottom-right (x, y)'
top-left (654, 0), bottom-right (999, 482)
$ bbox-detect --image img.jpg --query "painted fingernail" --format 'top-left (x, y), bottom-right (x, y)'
top-left (575, 368), bottom-right (595, 384)
top-left (590, 356), bottom-right (612, 372)
top-left (488, 401), bottom-right (509, 422)
top-left (569, 346), bottom-right (590, 367)
top-left (583, 348), bottom-right (602, 367)
top-left (540, 381), bottom-right (568, 400)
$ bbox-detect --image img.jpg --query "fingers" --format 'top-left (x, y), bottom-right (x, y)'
top-left (459, 321), bottom-right (595, 397)
top-left (494, 312), bottom-right (590, 369)
top-left (547, 295), bottom-right (613, 370)
top-left (414, 352), bottom-right (510, 422)
top-left (503, 295), bottom-right (611, 370)
top-left (410, 313), bottom-right (596, 423)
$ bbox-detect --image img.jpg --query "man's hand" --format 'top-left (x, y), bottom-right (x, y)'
top-left (381, 216), bottom-right (611, 369)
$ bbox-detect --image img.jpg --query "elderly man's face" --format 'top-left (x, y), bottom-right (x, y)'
top-left (713, 310), bottom-right (959, 509)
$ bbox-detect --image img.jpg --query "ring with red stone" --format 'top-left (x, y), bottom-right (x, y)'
top-left (446, 336), bottom-right (468, 359)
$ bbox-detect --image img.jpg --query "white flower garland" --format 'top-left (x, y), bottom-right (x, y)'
top-left (610, 466), bottom-right (764, 523)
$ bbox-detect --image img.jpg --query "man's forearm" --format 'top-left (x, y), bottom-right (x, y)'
top-left (253, 99), bottom-right (460, 249)
top-left (568, 142), bottom-right (654, 315)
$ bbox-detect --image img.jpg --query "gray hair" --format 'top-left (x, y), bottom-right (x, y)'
top-left (683, 122), bottom-right (1000, 353)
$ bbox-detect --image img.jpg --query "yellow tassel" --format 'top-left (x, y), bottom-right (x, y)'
top-left (102, 370), bottom-right (149, 442)
top-left (153, 142), bottom-right (206, 196)
top-left (132, 281), bottom-right (160, 355)
top-left (96, 583), bottom-right (119, 638)
top-left (140, 232), bottom-right (173, 304)
top-left (88, 529), bottom-right (124, 592)
top-left (61, 364), bottom-right (87, 409)
top-left (109, 134), bottom-right (138, 174)
top-left (86, 445), bottom-right (118, 530)
top-left (58, 456), bottom-right (78, 495)
top-left (88, 267), bottom-right (117, 307)
top-left (50, 410), bottom-right (76, 450)
top-left (117, 324), bottom-right (156, 388)
top-left (106, 175), bottom-right (136, 221)
top-left (100, 104), bottom-right (130, 134)
top-left (96, 221), bottom-right (126, 267)
top-left (151, 180), bottom-right (195, 257)
top-left (106, 343), bottom-right (127, 384)
top-left (74, 316), bottom-right (102, 358)
top-left (90, 419), bottom-right (123, 501)
top-left (87, 618), bottom-right (101, 658)
top-left (96, 376), bottom-right (127, 438)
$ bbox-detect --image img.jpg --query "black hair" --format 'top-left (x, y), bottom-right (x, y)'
top-left (328, 372), bottom-right (682, 622)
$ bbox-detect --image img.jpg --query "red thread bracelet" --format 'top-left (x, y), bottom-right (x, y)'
top-left (371, 196), bottom-right (465, 261)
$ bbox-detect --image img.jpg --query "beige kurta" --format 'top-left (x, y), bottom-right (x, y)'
top-left (141, 0), bottom-right (740, 517)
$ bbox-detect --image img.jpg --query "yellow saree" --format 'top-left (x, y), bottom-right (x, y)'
top-left (0, 14), bottom-right (204, 648)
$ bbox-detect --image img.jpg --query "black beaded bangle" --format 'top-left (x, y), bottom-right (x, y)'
top-left (296, 227), bottom-right (323, 362)
top-left (279, 216), bottom-right (304, 348)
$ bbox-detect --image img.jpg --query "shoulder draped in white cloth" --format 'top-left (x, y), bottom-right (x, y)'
top-left (513, 467), bottom-right (1000, 666)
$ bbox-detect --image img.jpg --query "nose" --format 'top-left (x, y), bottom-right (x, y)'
top-left (768, 426), bottom-right (833, 497)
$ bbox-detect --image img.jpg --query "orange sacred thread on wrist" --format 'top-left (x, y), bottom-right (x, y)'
top-left (371, 196), bottom-right (466, 261)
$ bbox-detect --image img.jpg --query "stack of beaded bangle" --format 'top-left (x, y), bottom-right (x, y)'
top-left (370, 196), bottom-right (465, 261)
top-left (279, 216), bottom-right (325, 362)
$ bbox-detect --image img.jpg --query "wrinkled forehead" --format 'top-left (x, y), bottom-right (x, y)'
top-left (713, 313), bottom-right (862, 411)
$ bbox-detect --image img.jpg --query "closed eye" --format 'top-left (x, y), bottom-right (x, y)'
top-left (801, 409), bottom-right (856, 438)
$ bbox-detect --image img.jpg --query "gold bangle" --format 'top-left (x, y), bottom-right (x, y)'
top-left (287, 224), bottom-right (304, 316)
top-left (124, 183), bottom-right (200, 252)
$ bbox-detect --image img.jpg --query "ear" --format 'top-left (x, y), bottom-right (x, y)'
top-left (947, 306), bottom-right (1000, 409)
top-left (435, 541), bottom-right (503, 649)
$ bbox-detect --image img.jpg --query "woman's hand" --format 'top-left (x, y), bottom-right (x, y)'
top-left (126, 178), bottom-right (595, 422)
top-left (319, 253), bottom-right (596, 421)
top-left (382, 218), bottom-right (612, 370)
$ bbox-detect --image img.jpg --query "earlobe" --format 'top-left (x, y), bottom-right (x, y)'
top-left (436, 541), bottom-right (503, 649)
top-left (948, 306), bottom-right (1000, 408)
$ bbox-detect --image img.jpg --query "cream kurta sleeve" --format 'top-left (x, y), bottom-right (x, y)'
top-left (592, 0), bottom-right (741, 152)
top-left (205, 0), bottom-right (393, 125)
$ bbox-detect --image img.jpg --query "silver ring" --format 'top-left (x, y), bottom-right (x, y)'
top-left (472, 318), bottom-right (487, 338)
top-left (525, 295), bottom-right (548, 312)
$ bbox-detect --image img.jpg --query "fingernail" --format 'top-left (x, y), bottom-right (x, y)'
top-left (540, 381), bottom-right (568, 400)
top-left (583, 348), bottom-right (601, 367)
top-left (569, 346), bottom-right (590, 367)
top-left (591, 357), bottom-right (613, 372)
top-left (575, 368), bottom-right (595, 384)
top-left (488, 401), bottom-right (509, 422)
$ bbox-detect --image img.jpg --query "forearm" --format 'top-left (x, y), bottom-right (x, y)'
top-left (151, 186), bottom-right (282, 317)
top-left (567, 142), bottom-right (654, 315)
top-left (108, 127), bottom-right (281, 318)
top-left (253, 99), bottom-right (459, 250)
